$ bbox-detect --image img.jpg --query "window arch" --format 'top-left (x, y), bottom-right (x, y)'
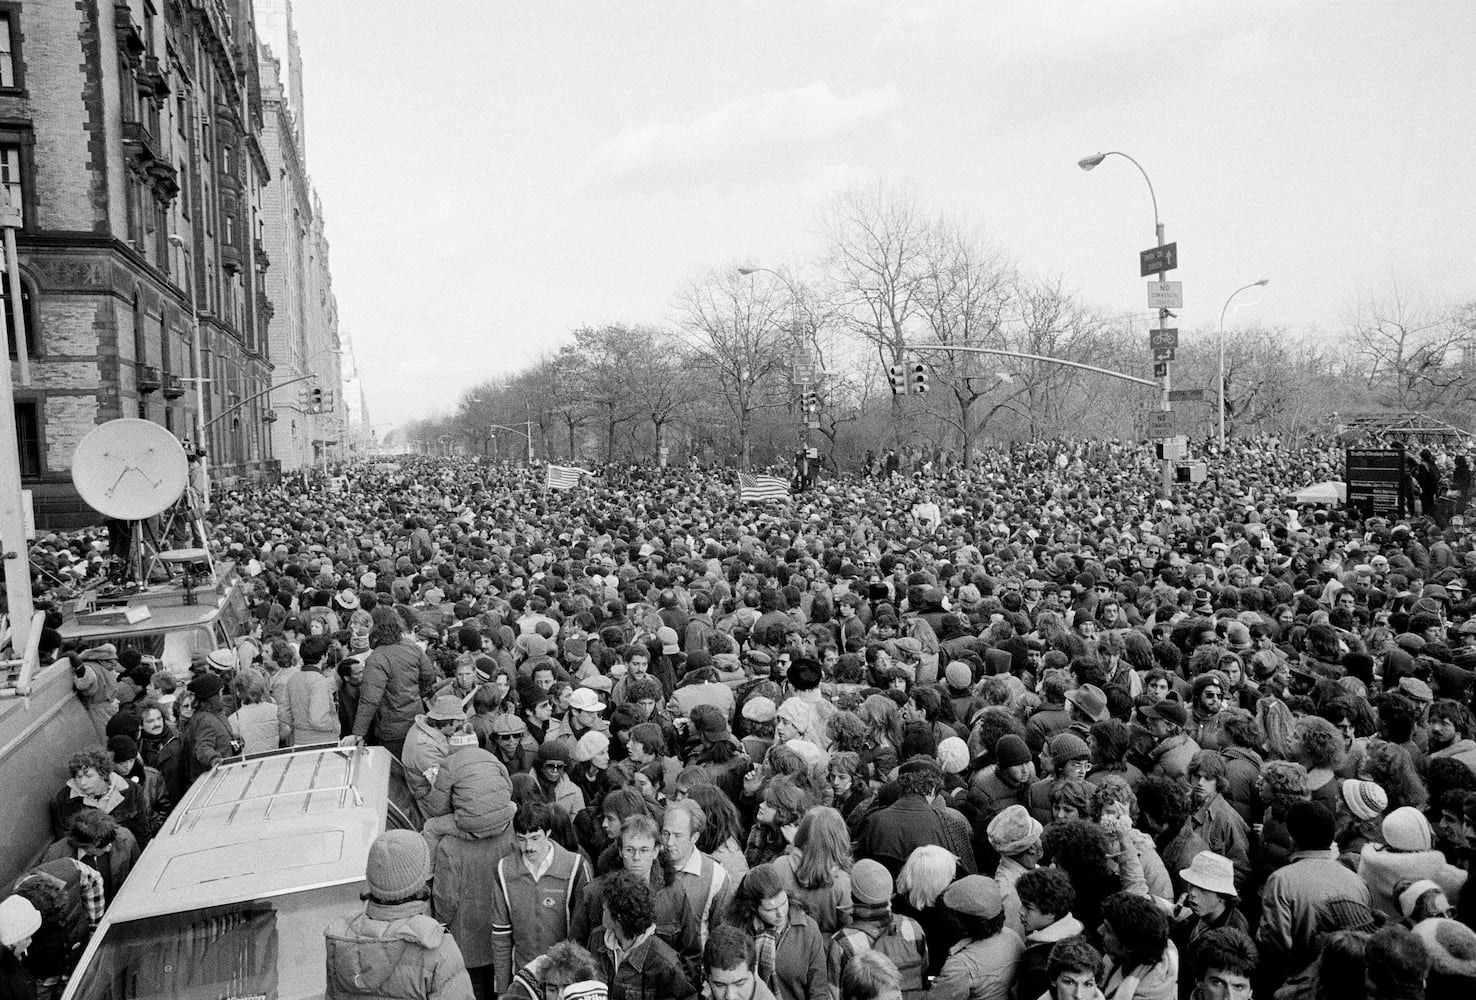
top-left (1, 273), bottom-right (36, 358)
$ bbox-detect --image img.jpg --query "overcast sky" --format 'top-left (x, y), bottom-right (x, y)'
top-left (290, 1), bottom-right (1476, 428)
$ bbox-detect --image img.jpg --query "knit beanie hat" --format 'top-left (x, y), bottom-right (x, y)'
top-left (1341, 779), bottom-right (1388, 822)
top-left (1316, 897), bottom-right (1380, 934)
top-left (1383, 806), bottom-right (1433, 852)
top-left (995, 734), bottom-right (1032, 768)
top-left (1048, 733), bottom-right (1090, 764)
top-left (562, 982), bottom-right (610, 1000)
top-left (850, 859), bottom-right (894, 906)
top-left (1413, 918), bottom-right (1476, 977)
top-left (365, 830), bottom-right (430, 903)
top-left (448, 728), bottom-right (478, 749)
top-left (936, 737), bottom-right (970, 775)
top-left (537, 739), bottom-right (573, 765)
top-left (986, 804), bottom-right (1043, 856)
top-left (0, 895), bottom-right (41, 947)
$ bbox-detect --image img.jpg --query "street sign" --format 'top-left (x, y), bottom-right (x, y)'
top-left (1168, 388), bottom-right (1205, 402)
top-left (1160, 436), bottom-right (1188, 460)
top-left (1140, 243), bottom-right (1178, 277)
top-left (1149, 328), bottom-right (1179, 350)
top-left (1153, 362), bottom-right (1168, 378)
top-left (1147, 281), bottom-right (1183, 309)
top-left (1146, 410), bottom-right (1177, 439)
top-left (1152, 347), bottom-right (1176, 362)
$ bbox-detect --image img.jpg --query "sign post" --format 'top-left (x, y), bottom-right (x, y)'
top-left (1345, 447), bottom-right (1406, 519)
top-left (1143, 243), bottom-right (1179, 499)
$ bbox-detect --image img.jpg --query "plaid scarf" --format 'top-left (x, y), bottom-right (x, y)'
top-left (753, 922), bottom-right (779, 990)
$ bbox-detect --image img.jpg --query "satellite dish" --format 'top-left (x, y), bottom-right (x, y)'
top-left (72, 419), bottom-right (189, 520)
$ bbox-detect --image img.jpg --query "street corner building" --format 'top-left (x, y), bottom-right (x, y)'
top-left (1, 0), bottom-right (345, 529)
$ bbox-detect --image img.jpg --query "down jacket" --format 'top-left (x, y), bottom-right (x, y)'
top-left (352, 640), bottom-right (439, 745)
top-left (421, 745), bottom-right (517, 839)
top-left (325, 899), bottom-right (474, 1000)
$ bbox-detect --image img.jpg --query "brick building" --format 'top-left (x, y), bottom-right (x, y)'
top-left (255, 0), bottom-right (342, 471)
top-left (4, 0), bottom-right (280, 528)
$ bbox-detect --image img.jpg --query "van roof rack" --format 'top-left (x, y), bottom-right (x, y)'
top-left (171, 744), bottom-right (366, 836)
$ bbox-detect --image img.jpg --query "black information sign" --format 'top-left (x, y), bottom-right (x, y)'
top-left (1345, 447), bottom-right (1406, 518)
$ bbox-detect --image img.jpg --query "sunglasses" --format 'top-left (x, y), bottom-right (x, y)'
top-left (542, 762), bottom-right (567, 772)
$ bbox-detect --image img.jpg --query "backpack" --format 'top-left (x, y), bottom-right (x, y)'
top-left (858, 918), bottom-right (926, 999)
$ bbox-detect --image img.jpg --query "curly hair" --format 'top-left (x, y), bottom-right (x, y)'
top-left (971, 707), bottom-right (1028, 764)
top-left (1091, 774), bottom-right (1138, 822)
top-left (1101, 891), bottom-right (1170, 969)
top-left (1218, 709), bottom-right (1264, 751)
top-left (760, 775), bottom-right (816, 828)
top-left (603, 869), bottom-right (656, 938)
top-left (1431, 699), bottom-right (1475, 738)
top-left (1042, 819), bottom-right (1115, 878)
top-left (67, 748), bottom-right (117, 779)
top-left (1089, 720), bottom-right (1132, 767)
top-left (1016, 866), bottom-right (1076, 920)
top-left (1046, 937), bottom-right (1103, 985)
top-left (1320, 696), bottom-right (1377, 738)
top-left (1135, 776), bottom-right (1193, 834)
top-left (1257, 760), bottom-right (1310, 809)
top-left (1292, 716), bottom-right (1347, 771)
top-left (827, 711), bottom-right (869, 754)
top-left (1361, 740), bottom-right (1428, 810)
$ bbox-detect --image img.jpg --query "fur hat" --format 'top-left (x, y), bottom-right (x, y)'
top-left (986, 804), bottom-right (1043, 856)
top-left (364, 830), bottom-right (430, 903)
top-left (1414, 918), bottom-right (1476, 977)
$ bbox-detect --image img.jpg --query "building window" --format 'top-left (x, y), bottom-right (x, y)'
top-left (1, 272), bottom-right (35, 358)
top-left (14, 400), bottom-right (38, 476)
top-left (0, 11), bottom-right (15, 89)
top-left (0, 143), bottom-right (22, 225)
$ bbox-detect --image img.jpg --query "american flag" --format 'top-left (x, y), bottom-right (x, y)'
top-left (739, 473), bottom-right (791, 503)
top-left (545, 464), bottom-right (590, 490)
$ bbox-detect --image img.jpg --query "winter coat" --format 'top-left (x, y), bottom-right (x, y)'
top-left (1356, 844), bottom-right (1468, 918)
top-left (757, 908), bottom-right (833, 1000)
top-left (228, 703), bottom-right (282, 755)
top-left (402, 716), bottom-right (451, 803)
top-left (182, 707), bottom-right (235, 782)
top-left (51, 772), bottom-right (152, 848)
top-left (41, 829), bottom-right (139, 904)
top-left (141, 728), bottom-right (186, 803)
top-left (324, 899), bottom-right (474, 1000)
top-left (73, 659), bottom-right (118, 742)
top-left (352, 640), bottom-right (439, 745)
top-left (490, 844), bottom-right (590, 991)
top-left (930, 928), bottom-right (1025, 1000)
top-left (1187, 794), bottom-right (1251, 895)
top-left (857, 794), bottom-right (949, 875)
top-left (1431, 739), bottom-right (1476, 778)
top-left (571, 866), bottom-right (701, 981)
top-left (1258, 850), bottom-right (1371, 982)
top-left (771, 854), bottom-right (852, 935)
top-left (588, 928), bottom-right (696, 1000)
top-left (1218, 746), bottom-right (1263, 825)
top-left (1016, 914), bottom-right (1085, 1000)
top-left (1148, 733), bottom-right (1200, 781)
top-left (431, 825), bottom-right (515, 971)
top-left (1101, 942), bottom-right (1178, 1000)
top-left (279, 667), bottom-right (341, 746)
top-left (421, 745), bottom-right (517, 838)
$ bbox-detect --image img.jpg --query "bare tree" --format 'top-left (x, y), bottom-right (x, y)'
top-left (1345, 280), bottom-right (1472, 412)
top-left (819, 182), bottom-right (942, 440)
top-left (674, 269), bottom-right (791, 469)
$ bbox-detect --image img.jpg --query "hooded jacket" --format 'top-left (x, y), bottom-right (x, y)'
top-left (325, 898), bottom-right (474, 1000)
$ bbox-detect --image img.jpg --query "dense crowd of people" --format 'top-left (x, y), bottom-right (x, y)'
top-left (5, 434), bottom-right (1476, 1000)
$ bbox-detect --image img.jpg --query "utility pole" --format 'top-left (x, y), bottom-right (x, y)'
top-left (0, 187), bottom-right (31, 650)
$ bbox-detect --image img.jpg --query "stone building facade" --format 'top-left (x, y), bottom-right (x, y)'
top-left (3, 0), bottom-right (292, 528)
top-left (255, 0), bottom-right (342, 472)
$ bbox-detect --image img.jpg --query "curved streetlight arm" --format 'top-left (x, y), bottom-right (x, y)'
top-left (1090, 151), bottom-right (1160, 238)
top-left (1217, 279), bottom-right (1270, 448)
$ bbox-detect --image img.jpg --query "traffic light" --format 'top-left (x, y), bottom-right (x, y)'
top-left (887, 364), bottom-right (906, 395)
top-left (911, 362), bottom-right (929, 394)
top-left (800, 389), bottom-right (819, 414)
top-left (309, 386), bottom-right (323, 413)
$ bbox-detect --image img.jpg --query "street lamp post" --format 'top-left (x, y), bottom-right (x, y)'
top-left (1078, 151), bottom-right (1172, 499)
top-left (1217, 279), bottom-right (1269, 450)
top-left (167, 234), bottom-right (208, 493)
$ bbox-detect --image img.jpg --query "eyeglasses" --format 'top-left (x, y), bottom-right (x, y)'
top-left (497, 733), bottom-right (521, 741)
top-left (621, 844), bottom-right (657, 858)
top-left (542, 762), bottom-right (567, 772)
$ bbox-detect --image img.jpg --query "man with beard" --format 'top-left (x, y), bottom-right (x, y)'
top-left (1429, 700), bottom-right (1476, 777)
